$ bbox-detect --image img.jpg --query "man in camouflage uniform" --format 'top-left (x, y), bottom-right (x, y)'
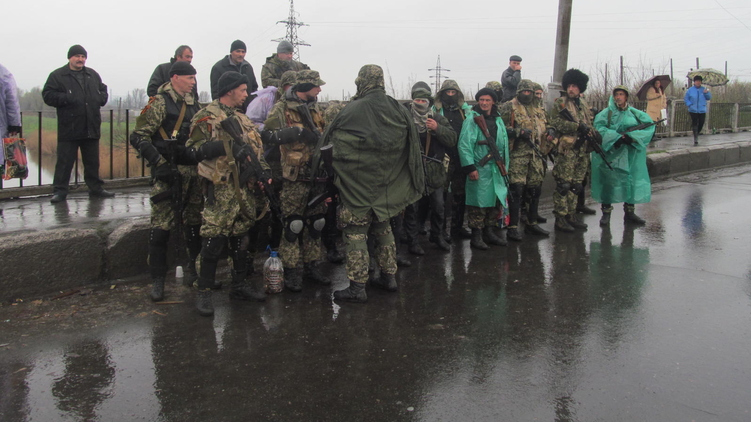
top-left (548, 68), bottom-right (595, 233)
top-left (260, 40), bottom-right (309, 88)
top-left (129, 61), bottom-right (203, 302)
top-left (186, 71), bottom-right (271, 316)
top-left (316, 64), bottom-right (424, 303)
top-left (433, 79), bottom-right (472, 240)
top-left (520, 81), bottom-right (551, 225)
top-left (262, 70), bottom-right (329, 292)
top-left (499, 79), bottom-right (551, 241)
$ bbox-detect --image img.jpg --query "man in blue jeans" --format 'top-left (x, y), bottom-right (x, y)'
top-left (684, 75), bottom-right (712, 146)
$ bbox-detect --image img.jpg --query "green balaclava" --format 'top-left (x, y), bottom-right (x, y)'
top-left (354, 64), bottom-right (385, 99)
top-left (516, 79), bottom-right (535, 105)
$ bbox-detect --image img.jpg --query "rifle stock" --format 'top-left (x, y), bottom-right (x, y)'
top-left (558, 108), bottom-right (613, 171)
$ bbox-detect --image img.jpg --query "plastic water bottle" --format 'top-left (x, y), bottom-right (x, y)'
top-left (263, 248), bottom-right (284, 294)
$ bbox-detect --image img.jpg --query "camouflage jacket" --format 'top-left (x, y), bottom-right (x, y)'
top-left (260, 54), bottom-right (309, 88)
top-left (263, 90), bottom-right (324, 181)
top-left (132, 82), bottom-right (201, 167)
top-left (548, 95), bottom-right (593, 151)
top-left (500, 98), bottom-right (549, 153)
top-left (188, 100), bottom-right (269, 184)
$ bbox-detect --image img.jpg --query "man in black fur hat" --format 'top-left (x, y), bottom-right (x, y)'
top-left (548, 69), bottom-right (596, 233)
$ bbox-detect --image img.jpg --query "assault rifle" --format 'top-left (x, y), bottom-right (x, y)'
top-left (559, 108), bottom-right (613, 171)
top-left (219, 117), bottom-right (283, 222)
top-left (307, 144), bottom-right (338, 208)
top-left (473, 115), bottom-right (511, 187)
top-left (515, 128), bottom-right (547, 163)
top-left (615, 118), bottom-right (666, 149)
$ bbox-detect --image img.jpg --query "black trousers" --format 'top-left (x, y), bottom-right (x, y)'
top-left (53, 138), bottom-right (104, 194)
top-left (689, 112), bottom-right (706, 135)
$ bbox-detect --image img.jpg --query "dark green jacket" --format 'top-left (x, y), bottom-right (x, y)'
top-left (316, 88), bottom-right (424, 220)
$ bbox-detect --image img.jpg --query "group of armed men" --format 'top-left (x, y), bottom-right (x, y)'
top-left (130, 42), bottom-right (656, 316)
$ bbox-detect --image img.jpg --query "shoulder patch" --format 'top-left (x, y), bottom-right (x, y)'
top-left (140, 97), bottom-right (158, 115)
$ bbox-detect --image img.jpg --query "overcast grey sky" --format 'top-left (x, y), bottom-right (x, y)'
top-left (2, 0), bottom-right (750, 103)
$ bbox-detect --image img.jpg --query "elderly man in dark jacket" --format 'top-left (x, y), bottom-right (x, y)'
top-left (210, 40), bottom-right (259, 111)
top-left (501, 55), bottom-right (523, 103)
top-left (43, 45), bottom-right (113, 203)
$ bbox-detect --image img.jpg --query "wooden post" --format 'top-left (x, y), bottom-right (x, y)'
top-left (669, 101), bottom-right (677, 137)
top-left (732, 103), bottom-right (739, 133)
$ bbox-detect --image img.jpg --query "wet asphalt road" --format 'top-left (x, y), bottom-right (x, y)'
top-left (2, 166), bottom-right (751, 421)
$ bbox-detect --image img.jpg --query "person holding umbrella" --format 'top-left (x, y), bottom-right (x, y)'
top-left (684, 75), bottom-right (711, 146)
top-left (645, 79), bottom-right (667, 123)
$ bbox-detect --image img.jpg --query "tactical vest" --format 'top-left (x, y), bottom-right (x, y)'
top-left (509, 99), bottom-right (546, 152)
top-left (279, 104), bottom-right (325, 181)
top-left (151, 93), bottom-right (201, 154)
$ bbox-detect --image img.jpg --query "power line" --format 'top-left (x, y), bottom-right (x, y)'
top-left (271, 0), bottom-right (311, 61)
top-left (714, 0), bottom-right (751, 33)
top-left (428, 55), bottom-right (450, 91)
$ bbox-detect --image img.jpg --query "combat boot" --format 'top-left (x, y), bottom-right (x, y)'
top-left (396, 252), bottom-right (412, 267)
top-left (555, 216), bottom-right (575, 233)
top-left (184, 260), bottom-right (198, 287)
top-left (600, 205), bottom-right (613, 226)
top-left (333, 280), bottom-right (368, 303)
top-left (304, 261), bottom-right (331, 285)
top-left (196, 289), bottom-right (214, 317)
top-left (524, 223), bottom-right (550, 237)
top-left (229, 272), bottom-right (266, 302)
top-left (506, 226), bottom-right (523, 242)
top-left (483, 226), bottom-right (507, 246)
top-left (536, 215), bottom-right (548, 223)
top-left (429, 234), bottom-right (451, 251)
top-left (284, 267), bottom-right (303, 292)
top-left (470, 228), bottom-right (489, 250)
top-left (150, 277), bottom-right (165, 302)
top-left (624, 204), bottom-right (646, 225)
top-left (371, 272), bottom-right (398, 292)
top-left (566, 214), bottom-right (588, 230)
top-left (408, 239), bottom-right (425, 256)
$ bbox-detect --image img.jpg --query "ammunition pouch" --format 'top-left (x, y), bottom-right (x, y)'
top-left (198, 156), bottom-right (231, 185)
top-left (555, 180), bottom-right (571, 196)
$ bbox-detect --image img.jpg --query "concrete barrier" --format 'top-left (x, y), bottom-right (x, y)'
top-left (105, 218), bottom-right (151, 280)
top-left (647, 153), bottom-right (671, 178)
top-left (707, 144), bottom-right (726, 169)
top-left (724, 143), bottom-right (741, 166)
top-left (668, 149), bottom-right (690, 175)
top-left (688, 147), bottom-right (710, 172)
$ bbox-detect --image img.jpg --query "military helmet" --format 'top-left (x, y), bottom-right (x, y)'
top-left (517, 79), bottom-right (535, 93)
top-left (485, 81), bottom-right (502, 91)
top-left (280, 70), bottom-right (297, 88)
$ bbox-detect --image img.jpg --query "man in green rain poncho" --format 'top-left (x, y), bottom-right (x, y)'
top-left (314, 64), bottom-right (424, 303)
top-left (592, 85), bottom-right (655, 226)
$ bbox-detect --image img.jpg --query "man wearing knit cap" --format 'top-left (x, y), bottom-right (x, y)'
top-left (548, 68), bottom-right (595, 233)
top-left (147, 45), bottom-right (197, 97)
top-left (185, 71), bottom-right (271, 316)
top-left (129, 61), bottom-right (203, 302)
top-left (262, 70), bottom-right (330, 292)
top-left (43, 45), bottom-right (113, 203)
top-left (501, 55), bottom-right (523, 103)
top-left (210, 40), bottom-right (259, 111)
top-left (261, 40), bottom-right (309, 88)
top-left (458, 88), bottom-right (509, 250)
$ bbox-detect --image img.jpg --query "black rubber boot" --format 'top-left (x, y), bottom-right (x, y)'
top-left (150, 277), bottom-right (165, 302)
top-left (524, 223), bottom-right (550, 236)
top-left (506, 226), bottom-right (523, 242)
top-left (195, 289), bottom-right (214, 317)
top-left (429, 234), bottom-right (451, 251)
top-left (333, 280), bottom-right (368, 303)
top-left (600, 205), bottom-right (613, 226)
top-left (304, 261), bottom-right (331, 285)
top-left (566, 214), bottom-right (588, 230)
top-left (452, 198), bottom-right (472, 239)
top-left (185, 225), bottom-right (202, 286)
top-left (396, 252), bottom-right (412, 267)
top-left (371, 272), bottom-right (398, 292)
top-left (526, 186), bottom-right (548, 225)
top-left (483, 226), bottom-right (507, 246)
top-left (624, 204), bottom-right (646, 225)
top-left (327, 247), bottom-right (345, 264)
top-left (470, 228), bottom-right (489, 250)
top-left (555, 216), bottom-right (575, 233)
top-left (229, 271), bottom-right (266, 302)
top-left (284, 267), bottom-right (303, 292)
top-left (408, 239), bottom-right (425, 256)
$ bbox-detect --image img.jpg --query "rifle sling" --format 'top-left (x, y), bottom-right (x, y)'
top-left (158, 102), bottom-right (188, 142)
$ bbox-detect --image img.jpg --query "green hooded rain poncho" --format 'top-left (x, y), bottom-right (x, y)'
top-left (592, 86), bottom-right (655, 204)
top-left (458, 105), bottom-right (509, 208)
top-left (315, 65), bottom-right (424, 220)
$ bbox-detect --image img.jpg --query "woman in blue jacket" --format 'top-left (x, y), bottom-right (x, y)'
top-left (684, 75), bottom-right (712, 146)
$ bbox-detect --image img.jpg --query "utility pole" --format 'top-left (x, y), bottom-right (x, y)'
top-left (696, 57), bottom-right (700, 69)
top-left (604, 63), bottom-right (608, 94)
top-left (272, 0), bottom-right (310, 61)
top-left (620, 56), bottom-right (624, 85)
top-left (428, 55), bottom-right (450, 92)
top-left (547, 0), bottom-right (572, 111)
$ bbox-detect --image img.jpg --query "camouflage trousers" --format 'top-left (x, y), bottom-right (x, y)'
top-left (508, 145), bottom-right (545, 186)
top-left (339, 205), bottom-right (396, 285)
top-left (150, 165), bottom-right (203, 230)
top-left (200, 179), bottom-right (257, 238)
top-left (466, 205), bottom-right (500, 229)
top-left (278, 180), bottom-right (327, 269)
top-left (551, 147), bottom-right (590, 216)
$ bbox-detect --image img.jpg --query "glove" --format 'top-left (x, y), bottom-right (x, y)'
top-left (518, 129), bottom-right (531, 140)
top-left (300, 128), bottom-right (318, 144)
top-left (7, 126), bottom-right (21, 135)
top-left (577, 122), bottom-right (590, 134)
top-left (621, 134), bottom-right (634, 145)
top-left (261, 127), bottom-right (303, 146)
top-left (193, 141), bottom-right (227, 162)
top-left (153, 163), bottom-right (174, 183)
